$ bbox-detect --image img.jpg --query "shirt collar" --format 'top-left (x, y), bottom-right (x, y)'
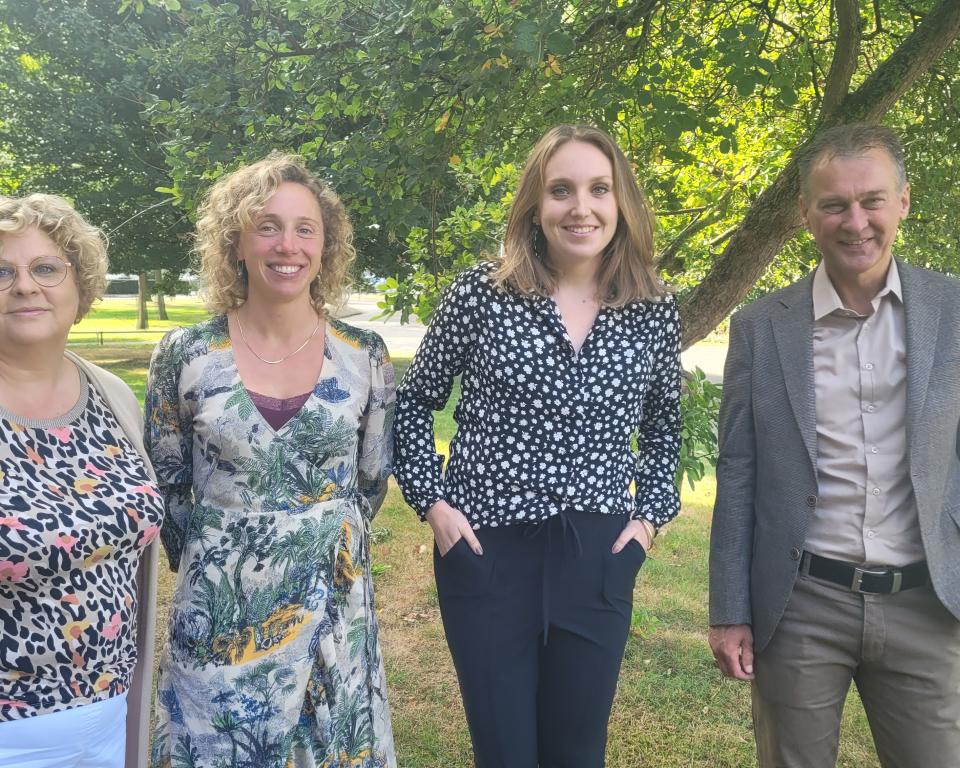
top-left (812, 259), bottom-right (902, 320)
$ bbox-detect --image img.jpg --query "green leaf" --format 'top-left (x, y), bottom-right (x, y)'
top-left (514, 20), bottom-right (540, 56)
top-left (546, 31), bottom-right (575, 56)
top-left (778, 86), bottom-right (798, 106)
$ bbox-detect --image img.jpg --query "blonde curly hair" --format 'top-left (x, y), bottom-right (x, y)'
top-left (0, 193), bottom-right (108, 322)
top-left (196, 153), bottom-right (355, 314)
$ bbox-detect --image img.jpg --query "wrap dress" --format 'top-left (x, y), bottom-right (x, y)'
top-left (145, 315), bottom-right (396, 768)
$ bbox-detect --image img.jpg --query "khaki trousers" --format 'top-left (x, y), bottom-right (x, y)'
top-left (752, 573), bottom-right (960, 768)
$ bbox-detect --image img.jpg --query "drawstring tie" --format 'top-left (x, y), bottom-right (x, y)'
top-left (523, 510), bottom-right (584, 645)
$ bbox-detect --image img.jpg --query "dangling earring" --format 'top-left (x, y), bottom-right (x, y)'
top-left (531, 223), bottom-right (545, 261)
top-left (236, 259), bottom-right (246, 279)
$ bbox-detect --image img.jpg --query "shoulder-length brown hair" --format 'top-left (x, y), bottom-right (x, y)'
top-left (494, 124), bottom-right (665, 305)
top-left (196, 153), bottom-right (355, 315)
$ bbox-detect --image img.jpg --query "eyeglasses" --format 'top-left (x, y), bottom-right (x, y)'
top-left (0, 256), bottom-right (73, 291)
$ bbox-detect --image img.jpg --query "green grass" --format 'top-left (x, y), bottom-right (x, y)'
top-left (76, 327), bottom-right (879, 767)
top-left (69, 296), bottom-right (209, 344)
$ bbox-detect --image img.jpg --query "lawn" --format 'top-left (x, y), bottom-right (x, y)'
top-left (71, 299), bottom-right (879, 766)
top-left (69, 295), bottom-right (209, 345)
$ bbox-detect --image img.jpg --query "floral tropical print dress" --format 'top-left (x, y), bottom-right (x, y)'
top-left (145, 315), bottom-right (397, 768)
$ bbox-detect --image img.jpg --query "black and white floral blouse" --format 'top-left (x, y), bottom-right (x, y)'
top-left (394, 263), bottom-right (682, 529)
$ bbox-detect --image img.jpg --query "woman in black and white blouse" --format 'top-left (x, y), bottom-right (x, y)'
top-left (394, 124), bottom-right (681, 767)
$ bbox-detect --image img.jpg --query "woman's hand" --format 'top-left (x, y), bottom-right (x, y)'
top-left (611, 518), bottom-right (655, 554)
top-left (426, 500), bottom-right (483, 556)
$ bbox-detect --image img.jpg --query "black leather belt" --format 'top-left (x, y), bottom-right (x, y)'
top-left (801, 551), bottom-right (929, 594)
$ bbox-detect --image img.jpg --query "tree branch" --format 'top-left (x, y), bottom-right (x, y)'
top-left (678, 0), bottom-right (960, 348)
top-left (820, 0), bottom-right (861, 121)
top-left (753, 0), bottom-right (800, 38)
top-left (863, 0), bottom-right (884, 40)
top-left (575, 0), bottom-right (661, 45)
top-left (659, 184), bottom-right (738, 274)
top-left (660, 206), bottom-right (711, 216)
top-left (708, 223), bottom-right (738, 248)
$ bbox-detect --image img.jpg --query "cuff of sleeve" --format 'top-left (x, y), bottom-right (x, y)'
top-left (634, 486), bottom-right (680, 527)
top-left (630, 511), bottom-right (659, 528)
top-left (414, 495), bottom-right (444, 522)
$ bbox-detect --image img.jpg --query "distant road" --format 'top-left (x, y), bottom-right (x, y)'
top-left (341, 294), bottom-right (727, 382)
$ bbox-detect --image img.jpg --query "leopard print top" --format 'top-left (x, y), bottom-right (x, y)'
top-left (0, 371), bottom-right (163, 720)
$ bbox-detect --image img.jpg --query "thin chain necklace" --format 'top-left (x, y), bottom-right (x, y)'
top-left (235, 310), bottom-right (322, 365)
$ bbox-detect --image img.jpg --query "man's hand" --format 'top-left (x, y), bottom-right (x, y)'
top-left (426, 500), bottom-right (483, 556)
top-left (709, 624), bottom-right (755, 681)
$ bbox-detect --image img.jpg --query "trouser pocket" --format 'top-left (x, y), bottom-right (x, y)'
top-left (601, 539), bottom-right (646, 612)
top-left (434, 536), bottom-right (497, 598)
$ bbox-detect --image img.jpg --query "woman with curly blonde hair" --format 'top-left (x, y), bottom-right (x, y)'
top-left (0, 194), bottom-right (162, 768)
top-left (146, 154), bottom-right (397, 767)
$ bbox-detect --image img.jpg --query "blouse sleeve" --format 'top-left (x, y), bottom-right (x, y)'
top-left (394, 267), bottom-right (483, 518)
top-left (633, 298), bottom-right (682, 527)
top-left (357, 332), bottom-right (396, 519)
top-left (144, 328), bottom-right (193, 571)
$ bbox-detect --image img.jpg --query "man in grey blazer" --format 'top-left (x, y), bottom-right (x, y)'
top-left (708, 123), bottom-right (960, 767)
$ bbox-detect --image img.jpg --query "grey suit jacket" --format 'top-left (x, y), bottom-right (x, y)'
top-left (709, 261), bottom-right (960, 652)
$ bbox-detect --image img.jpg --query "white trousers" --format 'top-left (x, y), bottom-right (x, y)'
top-left (0, 693), bottom-right (127, 768)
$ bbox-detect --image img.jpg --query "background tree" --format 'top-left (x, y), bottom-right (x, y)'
top-left (4, 0), bottom-right (958, 342)
top-left (0, 0), bottom-right (191, 328)
top-left (135, 0), bottom-right (960, 344)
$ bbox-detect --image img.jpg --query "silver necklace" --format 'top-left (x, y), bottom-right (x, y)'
top-left (235, 311), bottom-right (322, 365)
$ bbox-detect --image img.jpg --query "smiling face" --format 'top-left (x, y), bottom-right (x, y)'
top-left (800, 147), bottom-right (910, 289)
top-left (537, 140), bottom-right (619, 275)
top-left (0, 226), bottom-right (79, 352)
top-left (237, 181), bottom-right (325, 306)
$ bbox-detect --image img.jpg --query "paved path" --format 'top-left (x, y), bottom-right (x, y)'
top-left (341, 294), bottom-right (727, 382)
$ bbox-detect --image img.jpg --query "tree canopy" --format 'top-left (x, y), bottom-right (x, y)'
top-left (3, 0), bottom-right (958, 344)
top-left (0, 0), bottom-right (190, 277)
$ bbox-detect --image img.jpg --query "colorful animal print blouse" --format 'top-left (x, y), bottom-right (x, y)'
top-left (0, 372), bottom-right (164, 720)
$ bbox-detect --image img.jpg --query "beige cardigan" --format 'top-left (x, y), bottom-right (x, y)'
top-left (66, 350), bottom-right (158, 768)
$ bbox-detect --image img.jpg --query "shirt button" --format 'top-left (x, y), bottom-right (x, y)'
top-left (872, 487), bottom-right (881, 496)
top-left (789, 547), bottom-right (802, 561)
top-left (865, 405), bottom-right (876, 413)
top-left (866, 530), bottom-right (877, 539)
top-left (870, 446), bottom-right (879, 454)
top-left (805, 495), bottom-right (818, 508)
top-left (864, 363), bottom-right (874, 370)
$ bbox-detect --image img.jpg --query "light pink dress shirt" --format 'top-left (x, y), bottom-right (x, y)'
top-left (805, 260), bottom-right (925, 567)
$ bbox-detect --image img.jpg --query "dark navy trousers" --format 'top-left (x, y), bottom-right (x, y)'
top-left (434, 511), bottom-right (646, 768)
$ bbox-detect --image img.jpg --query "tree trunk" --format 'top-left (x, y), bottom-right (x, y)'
top-left (154, 268), bottom-right (168, 320)
top-left (137, 272), bottom-right (149, 330)
top-left (819, 0), bottom-right (861, 122)
top-left (678, 0), bottom-right (960, 348)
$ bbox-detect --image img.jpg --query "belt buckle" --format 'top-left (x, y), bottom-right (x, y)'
top-left (851, 566), bottom-right (901, 594)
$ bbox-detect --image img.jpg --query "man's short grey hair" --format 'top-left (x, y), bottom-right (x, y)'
top-left (797, 123), bottom-right (907, 197)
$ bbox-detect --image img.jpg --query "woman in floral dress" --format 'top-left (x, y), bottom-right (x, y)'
top-left (145, 154), bottom-right (396, 768)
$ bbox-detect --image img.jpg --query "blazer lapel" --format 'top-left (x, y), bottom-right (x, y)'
top-left (770, 278), bottom-right (817, 469)
top-left (900, 263), bottom-right (941, 447)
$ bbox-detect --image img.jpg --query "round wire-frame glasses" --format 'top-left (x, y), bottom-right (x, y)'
top-left (0, 256), bottom-right (73, 291)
